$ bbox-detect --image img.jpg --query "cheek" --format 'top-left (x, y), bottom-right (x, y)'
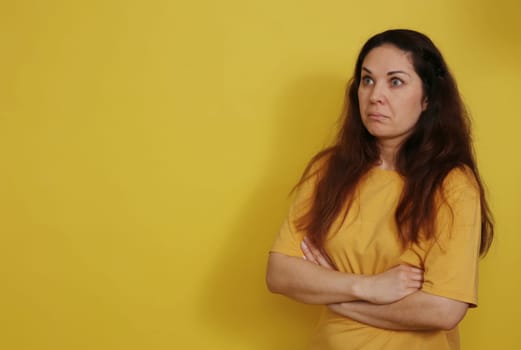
top-left (357, 89), bottom-right (367, 109)
top-left (403, 96), bottom-right (424, 124)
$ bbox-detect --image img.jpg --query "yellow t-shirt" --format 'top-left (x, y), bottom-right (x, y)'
top-left (270, 166), bottom-right (481, 350)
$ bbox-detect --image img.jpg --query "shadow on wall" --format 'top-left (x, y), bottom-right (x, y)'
top-left (198, 75), bottom-right (346, 348)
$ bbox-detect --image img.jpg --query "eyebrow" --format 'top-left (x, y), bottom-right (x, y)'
top-left (362, 67), bottom-right (411, 77)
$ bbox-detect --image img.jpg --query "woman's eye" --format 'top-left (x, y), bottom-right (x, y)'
top-left (390, 78), bottom-right (403, 87)
top-left (362, 76), bottom-right (373, 85)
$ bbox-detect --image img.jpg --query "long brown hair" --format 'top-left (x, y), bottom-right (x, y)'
top-left (296, 29), bottom-right (494, 256)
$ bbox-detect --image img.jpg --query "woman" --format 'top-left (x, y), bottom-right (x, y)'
top-left (266, 29), bottom-right (493, 350)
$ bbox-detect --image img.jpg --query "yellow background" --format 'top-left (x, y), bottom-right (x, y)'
top-left (1, 0), bottom-right (520, 349)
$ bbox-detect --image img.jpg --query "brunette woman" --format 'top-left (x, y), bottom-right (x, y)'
top-left (266, 29), bottom-right (493, 350)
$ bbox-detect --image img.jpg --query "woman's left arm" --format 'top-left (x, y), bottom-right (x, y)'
top-left (304, 168), bottom-right (479, 331)
top-left (302, 241), bottom-right (469, 331)
top-left (328, 291), bottom-right (468, 331)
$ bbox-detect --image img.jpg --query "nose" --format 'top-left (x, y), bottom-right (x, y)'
top-left (369, 83), bottom-right (385, 104)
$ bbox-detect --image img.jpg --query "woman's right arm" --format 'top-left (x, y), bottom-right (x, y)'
top-left (267, 167), bottom-right (422, 305)
top-left (266, 252), bottom-right (363, 304)
top-left (266, 245), bottom-right (423, 305)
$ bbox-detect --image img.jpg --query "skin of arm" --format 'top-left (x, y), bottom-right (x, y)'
top-left (300, 238), bottom-right (469, 330)
top-left (267, 252), bottom-right (366, 304)
top-left (266, 238), bottom-right (423, 305)
top-left (329, 292), bottom-right (469, 331)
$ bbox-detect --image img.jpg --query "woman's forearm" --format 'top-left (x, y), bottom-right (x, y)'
top-left (266, 252), bottom-right (365, 304)
top-left (329, 291), bottom-right (469, 331)
top-left (267, 249), bottom-right (423, 305)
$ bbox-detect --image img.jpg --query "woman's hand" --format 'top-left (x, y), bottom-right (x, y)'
top-left (300, 237), bottom-right (336, 270)
top-left (301, 237), bottom-right (423, 304)
top-left (359, 265), bottom-right (424, 304)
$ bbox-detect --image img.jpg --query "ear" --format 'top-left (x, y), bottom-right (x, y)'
top-left (421, 97), bottom-right (428, 111)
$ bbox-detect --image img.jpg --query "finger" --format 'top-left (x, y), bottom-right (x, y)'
top-left (316, 254), bottom-right (334, 270)
top-left (304, 237), bottom-right (323, 258)
top-left (300, 241), bottom-right (318, 264)
top-left (300, 241), bottom-right (315, 262)
top-left (404, 265), bottom-right (423, 274)
top-left (408, 280), bottom-right (423, 289)
top-left (303, 237), bottom-right (321, 259)
top-left (304, 238), bottom-right (334, 270)
top-left (400, 265), bottom-right (424, 281)
top-left (411, 273), bottom-right (424, 282)
top-left (302, 239), bottom-right (334, 269)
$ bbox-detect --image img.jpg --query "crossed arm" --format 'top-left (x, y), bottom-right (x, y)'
top-left (266, 238), bottom-right (469, 331)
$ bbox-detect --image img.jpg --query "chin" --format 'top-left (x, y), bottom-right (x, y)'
top-left (365, 128), bottom-right (388, 139)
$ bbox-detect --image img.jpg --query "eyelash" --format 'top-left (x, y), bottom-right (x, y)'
top-left (361, 75), bottom-right (404, 87)
top-left (361, 76), bottom-right (374, 85)
top-left (390, 77), bottom-right (403, 87)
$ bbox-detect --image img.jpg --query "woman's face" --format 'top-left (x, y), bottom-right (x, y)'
top-left (358, 44), bottom-right (427, 145)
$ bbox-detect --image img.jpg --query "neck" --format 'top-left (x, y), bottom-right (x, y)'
top-left (377, 139), bottom-right (400, 170)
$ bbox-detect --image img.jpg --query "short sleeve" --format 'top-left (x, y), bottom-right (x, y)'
top-left (270, 172), bottom-right (317, 258)
top-left (421, 168), bottom-right (481, 306)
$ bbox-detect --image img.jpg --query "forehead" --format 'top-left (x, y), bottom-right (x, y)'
top-left (362, 44), bottom-right (415, 73)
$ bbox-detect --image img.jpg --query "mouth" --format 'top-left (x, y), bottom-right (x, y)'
top-left (367, 113), bottom-right (388, 120)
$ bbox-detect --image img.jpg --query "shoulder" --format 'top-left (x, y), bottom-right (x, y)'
top-left (290, 152), bottom-right (331, 213)
top-left (294, 150), bottom-right (332, 193)
top-left (304, 149), bottom-right (332, 179)
top-left (439, 165), bottom-right (480, 206)
top-left (442, 166), bottom-right (478, 193)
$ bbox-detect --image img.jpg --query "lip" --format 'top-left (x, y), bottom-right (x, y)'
top-left (367, 112), bottom-right (388, 120)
